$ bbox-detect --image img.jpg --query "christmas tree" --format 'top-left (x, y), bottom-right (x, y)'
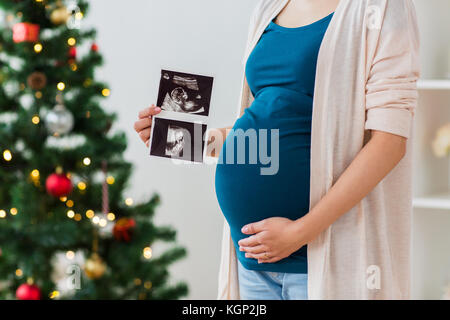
top-left (0, 0), bottom-right (188, 300)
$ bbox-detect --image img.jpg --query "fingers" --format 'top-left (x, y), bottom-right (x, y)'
top-left (245, 252), bottom-right (269, 260)
top-left (138, 128), bottom-right (151, 142)
top-left (133, 117), bottom-right (152, 133)
top-left (243, 251), bottom-right (281, 263)
top-left (238, 234), bottom-right (261, 247)
top-left (136, 104), bottom-right (161, 147)
top-left (138, 104), bottom-right (161, 119)
top-left (258, 256), bottom-right (281, 264)
top-left (241, 219), bottom-right (266, 235)
top-left (240, 245), bottom-right (267, 254)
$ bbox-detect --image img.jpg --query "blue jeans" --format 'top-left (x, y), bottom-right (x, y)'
top-left (237, 260), bottom-right (308, 300)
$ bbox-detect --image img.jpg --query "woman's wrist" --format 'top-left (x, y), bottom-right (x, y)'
top-left (293, 209), bottom-right (327, 245)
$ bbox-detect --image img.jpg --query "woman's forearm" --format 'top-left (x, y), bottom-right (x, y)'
top-left (294, 130), bottom-right (408, 241)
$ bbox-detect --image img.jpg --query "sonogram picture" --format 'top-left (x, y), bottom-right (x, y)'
top-left (149, 69), bottom-right (213, 163)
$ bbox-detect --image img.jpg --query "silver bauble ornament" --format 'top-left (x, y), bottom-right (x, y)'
top-left (45, 103), bottom-right (74, 136)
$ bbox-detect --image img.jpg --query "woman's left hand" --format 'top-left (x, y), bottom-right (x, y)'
top-left (238, 217), bottom-right (308, 264)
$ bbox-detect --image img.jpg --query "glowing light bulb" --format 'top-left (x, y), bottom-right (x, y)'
top-left (66, 200), bottom-right (74, 208)
top-left (101, 88), bottom-right (110, 97)
top-left (125, 198), bottom-right (133, 206)
top-left (34, 43), bottom-right (43, 53)
top-left (107, 212), bottom-right (115, 221)
top-left (66, 251), bottom-right (75, 259)
top-left (3, 150), bottom-right (12, 161)
top-left (67, 210), bottom-right (75, 218)
top-left (99, 218), bottom-right (107, 227)
top-left (77, 182), bottom-right (86, 190)
top-left (86, 210), bottom-right (94, 219)
top-left (143, 247), bottom-right (152, 259)
top-left (10, 208), bottom-right (18, 215)
top-left (0, 210), bottom-right (6, 218)
top-left (67, 37), bottom-right (76, 46)
top-left (31, 169), bottom-right (40, 179)
top-left (83, 157), bottom-right (91, 166)
top-left (15, 269), bottom-right (23, 277)
top-left (32, 115), bottom-right (40, 124)
top-left (106, 176), bottom-right (115, 185)
top-left (57, 82), bottom-right (65, 91)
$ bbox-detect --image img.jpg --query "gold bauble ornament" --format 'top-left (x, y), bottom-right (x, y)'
top-left (50, 6), bottom-right (70, 25)
top-left (84, 253), bottom-right (106, 279)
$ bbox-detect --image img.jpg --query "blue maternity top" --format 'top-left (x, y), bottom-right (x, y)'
top-left (215, 12), bottom-right (333, 273)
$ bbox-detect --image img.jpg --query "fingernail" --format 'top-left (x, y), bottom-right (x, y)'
top-left (245, 253), bottom-right (249, 257)
top-left (241, 226), bottom-right (248, 233)
top-left (239, 247), bottom-right (243, 251)
top-left (155, 107), bottom-right (161, 111)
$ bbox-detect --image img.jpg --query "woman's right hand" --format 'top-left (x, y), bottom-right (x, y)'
top-left (134, 104), bottom-right (161, 147)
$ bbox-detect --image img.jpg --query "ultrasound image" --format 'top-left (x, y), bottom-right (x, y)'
top-left (157, 70), bottom-right (214, 116)
top-left (150, 118), bottom-right (207, 163)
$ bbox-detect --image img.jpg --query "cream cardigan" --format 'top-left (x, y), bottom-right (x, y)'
top-left (217, 0), bottom-right (420, 300)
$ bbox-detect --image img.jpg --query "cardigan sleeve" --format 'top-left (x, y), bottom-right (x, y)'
top-left (364, 0), bottom-right (420, 139)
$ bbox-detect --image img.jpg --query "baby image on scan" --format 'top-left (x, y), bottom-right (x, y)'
top-left (157, 70), bottom-right (213, 117)
top-left (165, 125), bottom-right (187, 157)
top-left (162, 86), bottom-right (205, 114)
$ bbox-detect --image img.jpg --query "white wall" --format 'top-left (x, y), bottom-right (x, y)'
top-left (413, 0), bottom-right (450, 79)
top-left (85, 0), bottom-right (257, 299)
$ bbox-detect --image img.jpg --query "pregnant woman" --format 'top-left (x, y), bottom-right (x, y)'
top-left (214, 1), bottom-right (337, 300)
top-left (135, 0), bottom-right (420, 300)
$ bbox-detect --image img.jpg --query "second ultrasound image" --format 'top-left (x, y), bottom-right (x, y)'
top-left (150, 118), bottom-right (207, 163)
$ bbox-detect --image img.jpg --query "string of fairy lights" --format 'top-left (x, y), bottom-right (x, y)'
top-left (1, 153), bottom-right (135, 223)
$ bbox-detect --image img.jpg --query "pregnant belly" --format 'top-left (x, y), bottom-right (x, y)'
top-left (215, 89), bottom-right (311, 244)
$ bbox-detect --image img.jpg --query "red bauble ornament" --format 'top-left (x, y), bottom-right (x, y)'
top-left (16, 284), bottom-right (41, 300)
top-left (45, 173), bottom-right (73, 197)
top-left (68, 47), bottom-right (77, 59)
top-left (12, 23), bottom-right (40, 43)
top-left (90, 43), bottom-right (98, 52)
top-left (113, 217), bottom-right (136, 242)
